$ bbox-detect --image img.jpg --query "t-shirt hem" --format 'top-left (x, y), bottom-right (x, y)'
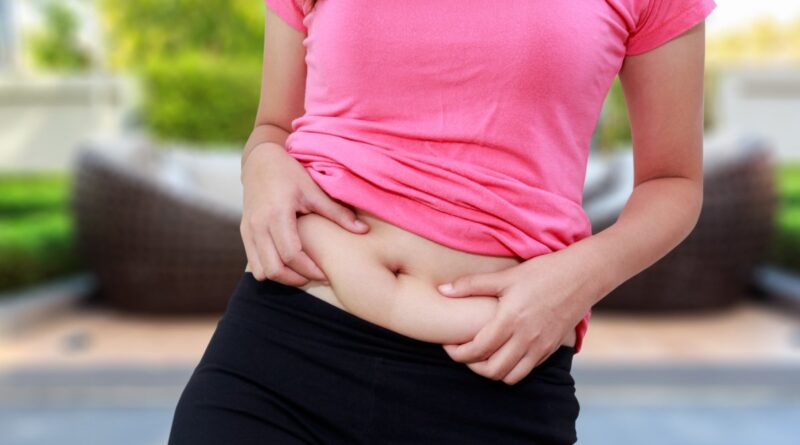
top-left (264, 0), bottom-right (307, 34)
top-left (625, 0), bottom-right (717, 56)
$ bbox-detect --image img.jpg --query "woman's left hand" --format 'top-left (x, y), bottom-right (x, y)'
top-left (438, 247), bottom-right (596, 385)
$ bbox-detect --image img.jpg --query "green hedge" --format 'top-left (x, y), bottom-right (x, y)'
top-left (98, 0), bottom-right (264, 146)
top-left (768, 163), bottom-right (800, 272)
top-left (98, 0), bottom-right (263, 69)
top-left (26, 0), bottom-right (91, 72)
top-left (0, 174), bottom-right (84, 296)
top-left (138, 53), bottom-right (262, 146)
top-left (0, 174), bottom-right (70, 217)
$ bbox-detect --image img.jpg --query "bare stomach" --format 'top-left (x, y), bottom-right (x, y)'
top-left (245, 205), bottom-right (577, 348)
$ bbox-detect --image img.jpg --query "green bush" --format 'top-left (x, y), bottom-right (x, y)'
top-left (98, 0), bottom-right (265, 146)
top-left (138, 53), bottom-right (262, 146)
top-left (0, 174), bottom-right (71, 218)
top-left (26, 0), bottom-right (91, 72)
top-left (768, 163), bottom-right (800, 272)
top-left (0, 174), bottom-right (84, 296)
top-left (99, 0), bottom-right (263, 69)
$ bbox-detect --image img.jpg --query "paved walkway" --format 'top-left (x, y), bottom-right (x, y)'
top-left (1, 298), bottom-right (799, 445)
top-left (2, 298), bottom-right (799, 372)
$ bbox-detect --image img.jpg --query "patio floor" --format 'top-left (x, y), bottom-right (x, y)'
top-left (1, 297), bottom-right (799, 444)
top-left (2, 296), bottom-right (799, 371)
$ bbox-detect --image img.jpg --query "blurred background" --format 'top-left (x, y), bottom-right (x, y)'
top-left (0, 0), bottom-right (799, 444)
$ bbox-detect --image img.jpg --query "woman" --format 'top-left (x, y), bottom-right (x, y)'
top-left (169, 0), bottom-right (717, 443)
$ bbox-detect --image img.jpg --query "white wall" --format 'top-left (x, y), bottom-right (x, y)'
top-left (715, 65), bottom-right (800, 161)
top-left (0, 74), bottom-right (136, 172)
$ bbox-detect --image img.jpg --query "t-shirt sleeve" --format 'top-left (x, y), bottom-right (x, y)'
top-left (264, 0), bottom-right (308, 34)
top-left (625, 0), bottom-right (717, 56)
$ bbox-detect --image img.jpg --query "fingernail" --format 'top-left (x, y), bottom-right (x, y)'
top-left (354, 219), bottom-right (368, 230)
top-left (438, 283), bottom-right (453, 293)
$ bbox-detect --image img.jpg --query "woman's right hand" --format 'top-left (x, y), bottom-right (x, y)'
top-left (241, 142), bottom-right (370, 286)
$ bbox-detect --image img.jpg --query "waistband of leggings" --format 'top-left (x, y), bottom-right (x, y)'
top-left (226, 272), bottom-right (575, 370)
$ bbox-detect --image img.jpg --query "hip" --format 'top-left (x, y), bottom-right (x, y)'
top-left (225, 271), bottom-right (579, 402)
top-left (177, 274), bottom-right (579, 443)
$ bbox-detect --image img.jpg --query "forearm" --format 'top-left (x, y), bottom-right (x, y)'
top-left (566, 175), bottom-right (703, 308)
top-left (240, 123), bottom-right (292, 182)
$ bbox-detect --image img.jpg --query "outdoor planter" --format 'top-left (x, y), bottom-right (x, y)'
top-left (71, 137), bottom-right (245, 313)
top-left (71, 133), bottom-right (776, 315)
top-left (586, 134), bottom-right (778, 312)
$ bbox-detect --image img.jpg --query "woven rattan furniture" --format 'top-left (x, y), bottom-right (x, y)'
top-left (586, 134), bottom-right (778, 312)
top-left (71, 138), bottom-right (246, 313)
top-left (71, 132), bottom-right (776, 314)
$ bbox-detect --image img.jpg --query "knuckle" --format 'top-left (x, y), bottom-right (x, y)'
top-left (252, 269), bottom-right (266, 281)
top-left (267, 206), bottom-right (284, 220)
top-left (293, 276), bottom-right (311, 287)
top-left (263, 264), bottom-right (282, 279)
top-left (522, 337), bottom-right (536, 352)
top-left (485, 364), bottom-right (503, 380)
top-left (510, 314), bottom-right (527, 331)
top-left (487, 370), bottom-right (504, 381)
top-left (300, 190), bottom-right (316, 205)
top-left (496, 269), bottom-right (514, 283)
top-left (449, 278), bottom-right (465, 291)
top-left (297, 192), bottom-right (313, 211)
top-left (281, 248), bottom-right (300, 264)
top-left (247, 213), bottom-right (264, 227)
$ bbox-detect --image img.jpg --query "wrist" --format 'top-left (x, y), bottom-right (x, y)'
top-left (561, 231), bottom-right (622, 308)
top-left (241, 142), bottom-right (287, 183)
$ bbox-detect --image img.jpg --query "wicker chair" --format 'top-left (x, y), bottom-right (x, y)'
top-left (71, 133), bottom-right (776, 314)
top-left (71, 137), bottom-right (246, 313)
top-left (585, 134), bottom-right (778, 312)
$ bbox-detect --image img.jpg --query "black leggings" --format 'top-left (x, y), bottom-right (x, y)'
top-left (168, 272), bottom-right (580, 444)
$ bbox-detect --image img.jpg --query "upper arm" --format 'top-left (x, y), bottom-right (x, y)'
top-left (618, 1), bottom-right (714, 188)
top-left (254, 0), bottom-right (308, 139)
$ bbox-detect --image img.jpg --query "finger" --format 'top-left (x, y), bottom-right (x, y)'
top-left (252, 223), bottom-right (309, 286)
top-left (240, 220), bottom-right (265, 279)
top-left (447, 311), bottom-right (514, 363)
top-left (438, 271), bottom-right (506, 298)
top-left (271, 210), bottom-right (328, 282)
top-left (469, 334), bottom-right (528, 382)
top-left (442, 343), bottom-right (459, 356)
top-left (501, 353), bottom-right (538, 385)
top-left (306, 192), bottom-right (369, 234)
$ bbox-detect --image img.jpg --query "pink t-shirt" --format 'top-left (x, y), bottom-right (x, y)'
top-left (264, 0), bottom-right (717, 354)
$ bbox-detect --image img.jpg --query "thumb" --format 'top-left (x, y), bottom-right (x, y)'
top-left (307, 193), bottom-right (369, 234)
top-left (437, 271), bottom-right (505, 298)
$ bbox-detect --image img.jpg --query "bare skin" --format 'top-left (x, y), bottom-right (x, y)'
top-left (241, 5), bottom-right (706, 382)
top-left (246, 207), bottom-right (578, 348)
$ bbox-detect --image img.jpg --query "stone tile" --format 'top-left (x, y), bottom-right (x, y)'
top-left (1, 299), bottom-right (799, 374)
top-left (0, 306), bottom-right (220, 372)
top-left (576, 300), bottom-right (800, 366)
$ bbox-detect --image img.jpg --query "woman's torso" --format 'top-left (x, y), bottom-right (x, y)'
top-left (246, 204), bottom-right (577, 349)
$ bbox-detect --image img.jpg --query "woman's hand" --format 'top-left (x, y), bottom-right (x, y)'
top-left (241, 143), bottom-right (370, 286)
top-left (437, 247), bottom-right (597, 385)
